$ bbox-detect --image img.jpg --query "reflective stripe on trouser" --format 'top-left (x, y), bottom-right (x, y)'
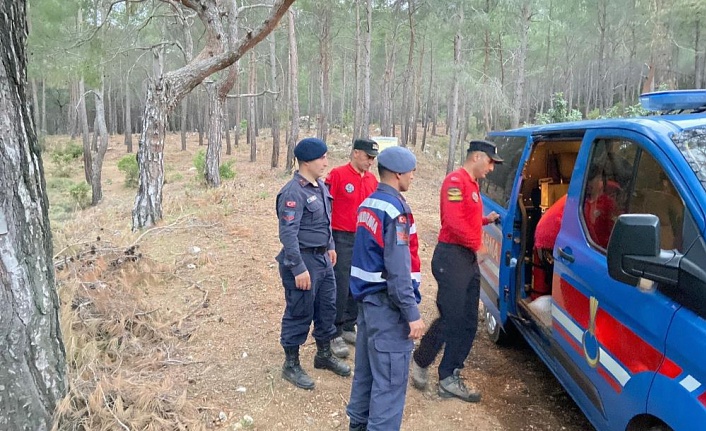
top-left (333, 230), bottom-right (357, 333)
top-left (412, 242), bottom-right (480, 380)
top-left (279, 252), bottom-right (337, 347)
top-left (347, 292), bottom-right (414, 431)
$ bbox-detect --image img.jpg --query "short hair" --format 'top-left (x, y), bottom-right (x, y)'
top-left (378, 165), bottom-right (394, 179)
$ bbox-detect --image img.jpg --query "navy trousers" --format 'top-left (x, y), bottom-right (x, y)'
top-left (347, 292), bottom-right (414, 431)
top-left (333, 230), bottom-right (358, 334)
top-left (279, 252), bottom-right (337, 347)
top-left (413, 242), bottom-right (480, 380)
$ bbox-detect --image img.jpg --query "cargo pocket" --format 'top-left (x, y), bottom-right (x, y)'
top-left (374, 338), bottom-right (413, 387)
top-left (285, 288), bottom-right (312, 319)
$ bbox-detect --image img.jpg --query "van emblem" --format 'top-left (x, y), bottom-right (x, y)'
top-left (582, 296), bottom-right (600, 368)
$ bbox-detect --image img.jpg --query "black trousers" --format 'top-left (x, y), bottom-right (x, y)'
top-left (333, 230), bottom-right (357, 334)
top-left (413, 242), bottom-right (480, 380)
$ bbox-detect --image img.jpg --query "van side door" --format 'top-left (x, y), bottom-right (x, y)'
top-left (480, 134), bottom-right (532, 336)
top-left (551, 130), bottom-right (680, 430)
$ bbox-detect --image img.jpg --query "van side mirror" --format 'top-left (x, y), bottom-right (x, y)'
top-left (607, 214), bottom-right (680, 287)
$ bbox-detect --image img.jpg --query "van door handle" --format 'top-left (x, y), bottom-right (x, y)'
top-left (557, 247), bottom-right (575, 263)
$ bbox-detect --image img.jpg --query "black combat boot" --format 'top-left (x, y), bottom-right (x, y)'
top-left (314, 340), bottom-right (352, 376)
top-left (349, 422), bottom-right (368, 431)
top-left (282, 346), bottom-right (315, 390)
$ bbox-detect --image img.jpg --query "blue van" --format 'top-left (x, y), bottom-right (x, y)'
top-left (478, 91), bottom-right (706, 431)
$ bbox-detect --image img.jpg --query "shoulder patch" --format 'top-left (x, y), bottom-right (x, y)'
top-left (286, 201), bottom-right (297, 208)
top-left (397, 215), bottom-right (407, 224)
top-left (282, 210), bottom-right (296, 223)
top-left (449, 176), bottom-right (460, 182)
top-left (447, 187), bottom-right (463, 202)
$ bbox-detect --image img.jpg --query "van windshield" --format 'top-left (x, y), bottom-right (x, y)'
top-left (672, 126), bottom-right (706, 193)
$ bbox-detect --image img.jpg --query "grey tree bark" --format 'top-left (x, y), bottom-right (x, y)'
top-left (205, 64), bottom-right (238, 187)
top-left (78, 78), bottom-right (91, 182)
top-left (511, 0), bottom-right (532, 129)
top-left (124, 74), bottom-right (133, 153)
top-left (247, 50), bottom-right (257, 162)
top-left (132, 0), bottom-right (295, 229)
top-left (0, 2), bottom-right (67, 429)
top-left (286, 8), bottom-right (299, 171)
top-left (446, 31), bottom-right (461, 174)
top-left (269, 30), bottom-right (281, 168)
top-left (316, 4), bottom-right (331, 143)
top-left (91, 88), bottom-right (109, 205)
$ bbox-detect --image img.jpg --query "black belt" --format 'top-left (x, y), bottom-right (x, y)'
top-left (300, 246), bottom-right (328, 254)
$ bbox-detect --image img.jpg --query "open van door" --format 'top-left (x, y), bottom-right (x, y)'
top-left (479, 133), bottom-right (533, 343)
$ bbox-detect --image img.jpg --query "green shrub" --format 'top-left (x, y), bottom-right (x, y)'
top-left (69, 182), bottom-right (91, 209)
top-left (117, 155), bottom-right (139, 188)
top-left (193, 150), bottom-right (236, 181)
top-left (220, 161), bottom-right (235, 180)
top-left (50, 142), bottom-right (84, 178)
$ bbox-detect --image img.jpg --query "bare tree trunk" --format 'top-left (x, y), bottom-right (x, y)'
top-left (317, 5), bottom-right (331, 142)
top-left (511, 0), bottom-right (531, 129)
top-left (124, 76), bottom-right (133, 153)
top-left (234, 61), bottom-right (241, 148)
top-left (91, 89), bottom-right (109, 205)
top-left (205, 82), bottom-right (223, 187)
top-left (31, 78), bottom-right (39, 133)
top-left (353, 1), bottom-right (362, 138)
top-left (180, 96), bottom-right (188, 151)
top-left (270, 30), bottom-right (281, 168)
top-left (248, 51), bottom-right (257, 162)
top-left (40, 77), bottom-right (46, 136)
top-left (131, 0), bottom-right (294, 229)
top-left (225, 99), bottom-right (232, 155)
top-left (400, 1), bottom-right (416, 147)
top-left (286, 8), bottom-right (299, 171)
top-left (421, 41), bottom-right (433, 152)
top-left (695, 19), bottom-right (704, 88)
top-left (197, 89), bottom-right (204, 146)
top-left (447, 31), bottom-right (462, 174)
top-left (79, 78), bottom-right (91, 183)
top-left (69, 80), bottom-right (78, 139)
top-left (381, 33), bottom-right (398, 136)
top-left (361, 0), bottom-right (372, 139)
top-left (0, 3), bottom-right (66, 429)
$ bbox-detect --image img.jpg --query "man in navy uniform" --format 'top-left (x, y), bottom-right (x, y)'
top-left (276, 137), bottom-right (351, 390)
top-left (346, 146), bottom-right (425, 431)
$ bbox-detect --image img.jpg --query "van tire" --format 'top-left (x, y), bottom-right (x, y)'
top-left (482, 303), bottom-right (515, 345)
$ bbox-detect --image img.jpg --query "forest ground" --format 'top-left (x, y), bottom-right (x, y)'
top-left (47, 129), bottom-right (593, 431)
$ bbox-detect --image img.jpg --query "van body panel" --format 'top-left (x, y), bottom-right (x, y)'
top-left (479, 109), bottom-right (706, 431)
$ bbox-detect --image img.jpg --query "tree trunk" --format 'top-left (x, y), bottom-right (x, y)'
top-left (234, 61), bottom-right (241, 148)
top-left (205, 82), bottom-right (223, 187)
top-left (381, 33), bottom-right (397, 136)
top-left (79, 78), bottom-right (92, 183)
top-left (124, 76), bottom-right (133, 153)
top-left (511, 0), bottom-right (532, 129)
top-left (317, 5), bottom-right (331, 143)
top-left (31, 78), bottom-right (39, 132)
top-left (270, 31), bottom-right (281, 168)
top-left (446, 31), bottom-right (461, 174)
top-left (695, 19), bottom-right (703, 89)
top-left (421, 41), bottom-right (433, 152)
top-left (180, 95), bottom-right (188, 151)
top-left (0, 3), bottom-right (66, 429)
top-left (400, 1), bottom-right (416, 147)
top-left (41, 77), bottom-right (46, 136)
top-left (91, 89), bottom-right (109, 205)
top-left (131, 0), bottom-right (295, 229)
top-left (361, 0), bottom-right (372, 138)
top-left (69, 80), bottom-right (78, 139)
top-left (197, 89), bottom-right (204, 146)
top-left (225, 99), bottom-right (232, 155)
top-left (286, 8), bottom-right (299, 171)
top-left (248, 50), bottom-right (257, 162)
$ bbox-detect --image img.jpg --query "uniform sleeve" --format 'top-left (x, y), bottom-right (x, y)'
top-left (324, 170), bottom-right (337, 196)
top-left (323, 185), bottom-right (336, 251)
top-left (383, 213), bottom-right (421, 322)
top-left (276, 190), bottom-right (307, 276)
top-left (441, 177), bottom-right (476, 248)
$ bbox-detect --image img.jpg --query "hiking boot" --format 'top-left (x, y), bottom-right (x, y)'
top-left (438, 369), bottom-right (481, 402)
top-left (342, 330), bottom-right (357, 345)
top-left (314, 340), bottom-right (351, 377)
top-left (331, 336), bottom-right (350, 358)
top-left (349, 422), bottom-right (367, 431)
top-left (282, 346), bottom-right (315, 390)
top-left (410, 360), bottom-right (428, 390)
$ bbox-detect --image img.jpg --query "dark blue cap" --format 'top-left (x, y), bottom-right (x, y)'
top-left (294, 137), bottom-right (328, 162)
top-left (467, 140), bottom-right (503, 163)
top-left (377, 146), bottom-right (416, 173)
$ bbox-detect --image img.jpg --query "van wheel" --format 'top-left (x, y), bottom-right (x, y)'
top-left (482, 303), bottom-right (512, 345)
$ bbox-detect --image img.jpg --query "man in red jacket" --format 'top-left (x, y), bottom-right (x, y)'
top-left (411, 140), bottom-right (502, 402)
top-left (325, 139), bottom-right (379, 358)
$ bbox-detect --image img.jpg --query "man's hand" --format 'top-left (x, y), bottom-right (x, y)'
top-left (295, 271), bottom-right (312, 290)
top-left (328, 249), bottom-right (337, 266)
top-left (408, 318), bottom-right (426, 340)
top-left (486, 211), bottom-right (500, 223)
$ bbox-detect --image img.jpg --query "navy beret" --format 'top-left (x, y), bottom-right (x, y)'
top-left (377, 146), bottom-right (416, 173)
top-left (294, 137), bottom-right (328, 162)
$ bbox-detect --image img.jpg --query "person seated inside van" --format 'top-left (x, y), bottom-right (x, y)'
top-left (583, 166), bottom-right (619, 249)
top-left (531, 194), bottom-right (567, 299)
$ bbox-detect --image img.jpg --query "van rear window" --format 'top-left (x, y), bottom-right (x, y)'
top-left (672, 126), bottom-right (706, 193)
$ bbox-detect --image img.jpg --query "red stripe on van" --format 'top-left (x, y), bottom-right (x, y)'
top-left (597, 366), bottom-right (623, 394)
top-left (698, 391), bottom-right (706, 407)
top-left (554, 277), bottom-right (664, 375)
